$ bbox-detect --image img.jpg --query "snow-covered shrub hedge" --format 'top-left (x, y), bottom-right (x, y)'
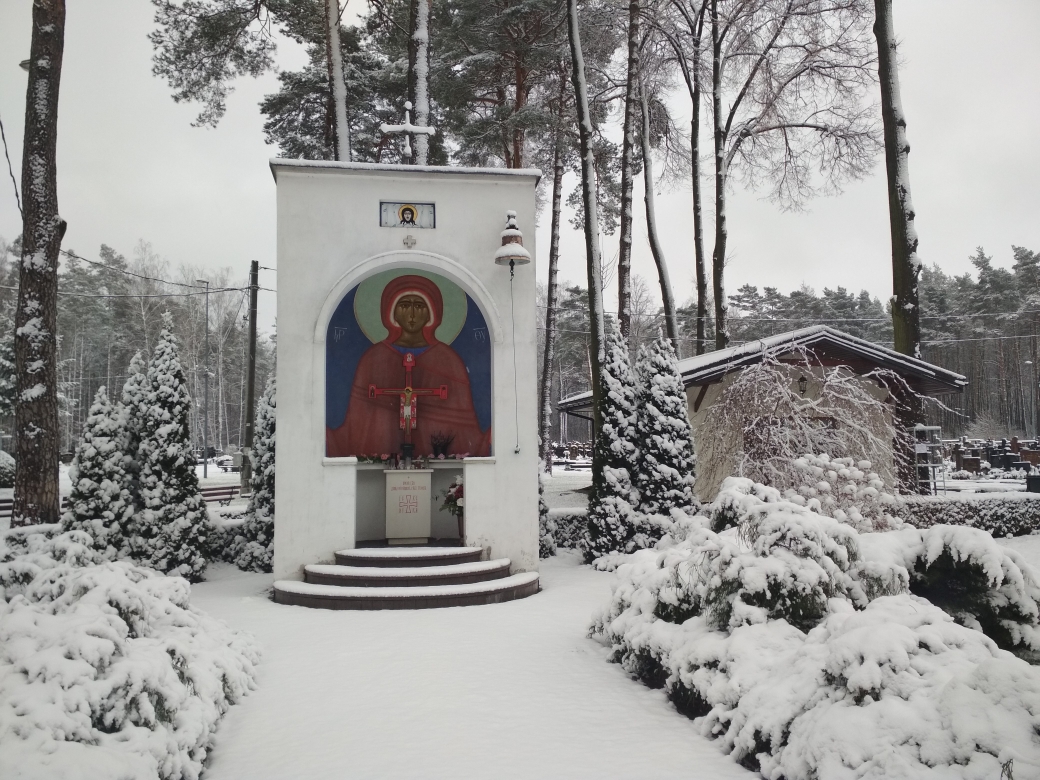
top-left (903, 492), bottom-right (1040, 538)
top-left (548, 508), bottom-right (587, 549)
top-left (592, 479), bottom-right (1040, 777)
top-left (0, 450), bottom-right (13, 489)
top-left (777, 454), bottom-right (902, 532)
top-left (538, 470), bottom-right (557, 559)
top-left (0, 527), bottom-right (259, 780)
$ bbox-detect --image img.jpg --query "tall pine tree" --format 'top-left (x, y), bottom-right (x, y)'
top-left (582, 319), bottom-right (642, 561)
top-left (633, 335), bottom-right (696, 517)
top-left (60, 386), bottom-right (134, 559)
top-left (232, 377), bottom-right (276, 572)
top-left (131, 313), bottom-right (209, 581)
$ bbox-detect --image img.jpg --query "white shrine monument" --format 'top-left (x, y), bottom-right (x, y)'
top-left (270, 159), bottom-right (541, 609)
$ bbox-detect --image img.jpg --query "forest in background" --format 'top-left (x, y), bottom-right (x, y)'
top-left (0, 236), bottom-right (274, 455)
top-left (539, 245), bottom-right (1040, 442)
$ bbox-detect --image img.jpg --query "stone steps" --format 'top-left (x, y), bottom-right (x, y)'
top-left (334, 546), bottom-right (484, 568)
top-left (304, 558), bottom-right (512, 587)
top-left (274, 546), bottom-right (539, 610)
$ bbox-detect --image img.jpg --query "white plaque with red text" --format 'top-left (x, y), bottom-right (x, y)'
top-left (384, 469), bottom-right (433, 543)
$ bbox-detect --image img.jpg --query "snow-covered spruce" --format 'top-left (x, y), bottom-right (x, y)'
top-left (0, 318), bottom-right (14, 420)
top-left (0, 451), bottom-right (13, 490)
top-left (59, 386), bottom-right (134, 559)
top-left (583, 320), bottom-right (648, 562)
top-left (121, 350), bottom-right (150, 507)
top-left (538, 467), bottom-right (557, 559)
top-left (131, 314), bottom-right (209, 581)
top-left (0, 528), bottom-right (259, 780)
top-left (632, 335), bottom-right (696, 517)
top-left (592, 480), bottom-right (1040, 777)
top-left (230, 377), bottom-right (276, 573)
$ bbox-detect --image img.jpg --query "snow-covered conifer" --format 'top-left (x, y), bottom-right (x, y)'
top-left (0, 451), bottom-right (13, 489)
top-left (131, 313), bottom-right (209, 581)
top-left (233, 377), bottom-right (276, 572)
top-left (120, 350), bottom-right (149, 505)
top-left (583, 320), bottom-right (643, 561)
top-left (0, 318), bottom-right (14, 419)
top-left (59, 386), bottom-right (133, 558)
top-left (632, 335), bottom-right (696, 516)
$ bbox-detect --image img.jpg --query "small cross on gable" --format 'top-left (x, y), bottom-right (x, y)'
top-left (402, 234), bottom-right (417, 249)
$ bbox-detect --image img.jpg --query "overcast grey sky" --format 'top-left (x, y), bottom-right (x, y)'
top-left (1, 1), bottom-right (1039, 334)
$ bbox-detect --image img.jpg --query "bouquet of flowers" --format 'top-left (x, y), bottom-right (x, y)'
top-left (441, 475), bottom-right (464, 518)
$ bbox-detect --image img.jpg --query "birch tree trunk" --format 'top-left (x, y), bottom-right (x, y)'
top-left (538, 135), bottom-right (565, 472)
top-left (640, 83), bottom-right (679, 347)
top-left (412, 0), bottom-right (431, 165)
top-left (566, 0), bottom-right (606, 433)
top-left (617, 0), bottom-right (641, 339)
top-left (324, 0), bottom-right (350, 161)
top-left (13, 0), bottom-right (66, 526)
top-left (874, 0), bottom-right (920, 359)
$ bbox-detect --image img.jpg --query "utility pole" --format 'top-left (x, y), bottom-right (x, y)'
top-left (196, 279), bottom-right (210, 479)
top-left (240, 261), bottom-right (259, 495)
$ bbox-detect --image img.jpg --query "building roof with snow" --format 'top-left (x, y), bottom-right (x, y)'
top-left (558, 325), bottom-right (967, 413)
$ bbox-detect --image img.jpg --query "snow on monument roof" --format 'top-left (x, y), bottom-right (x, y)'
top-left (558, 325), bottom-right (967, 411)
top-left (269, 158), bottom-right (542, 182)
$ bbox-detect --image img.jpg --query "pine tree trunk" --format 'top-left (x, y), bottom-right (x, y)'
top-left (710, 0), bottom-right (729, 350)
top-left (617, 0), bottom-right (641, 339)
top-left (538, 74), bottom-right (568, 473)
top-left (690, 10), bottom-right (708, 355)
top-left (874, 0), bottom-right (922, 491)
top-left (566, 0), bottom-right (606, 434)
top-left (13, 0), bottom-right (66, 527)
top-left (325, 0), bottom-right (350, 162)
top-left (874, 0), bottom-right (921, 359)
top-left (640, 83), bottom-right (679, 348)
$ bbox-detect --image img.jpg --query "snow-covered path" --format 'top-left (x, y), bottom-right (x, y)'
top-left (192, 551), bottom-right (752, 779)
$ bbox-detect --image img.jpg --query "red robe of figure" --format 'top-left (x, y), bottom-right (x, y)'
top-left (326, 275), bottom-right (491, 458)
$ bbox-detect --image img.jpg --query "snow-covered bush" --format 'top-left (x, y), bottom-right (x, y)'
top-left (593, 478), bottom-right (1040, 777)
top-left (0, 527), bottom-right (259, 780)
top-left (131, 314), bottom-right (209, 581)
top-left (903, 492), bottom-right (1040, 538)
top-left (548, 508), bottom-right (587, 549)
top-left (60, 386), bottom-right (134, 559)
top-left (859, 524), bottom-right (1040, 660)
top-left (711, 456), bottom-right (902, 534)
top-left (0, 451), bottom-right (13, 489)
top-left (583, 320), bottom-right (645, 561)
top-left (632, 335), bottom-right (696, 517)
top-left (698, 354), bottom-right (906, 500)
top-left (225, 378), bottom-right (276, 573)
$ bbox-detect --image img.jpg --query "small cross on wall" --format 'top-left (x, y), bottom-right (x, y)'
top-left (403, 234), bottom-right (417, 249)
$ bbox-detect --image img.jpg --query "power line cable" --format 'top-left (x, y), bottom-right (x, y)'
top-left (0, 110), bottom-right (20, 219)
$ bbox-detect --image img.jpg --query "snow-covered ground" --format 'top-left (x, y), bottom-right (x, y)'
top-left (191, 551), bottom-right (752, 780)
top-left (542, 470), bottom-right (592, 510)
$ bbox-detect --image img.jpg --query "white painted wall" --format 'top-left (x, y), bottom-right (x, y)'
top-left (272, 161), bottom-right (541, 580)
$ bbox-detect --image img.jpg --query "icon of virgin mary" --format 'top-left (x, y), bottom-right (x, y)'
top-left (326, 274), bottom-right (491, 458)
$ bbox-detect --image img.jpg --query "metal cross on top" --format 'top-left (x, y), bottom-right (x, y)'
top-left (380, 101), bottom-right (436, 165)
top-left (368, 351), bottom-right (448, 463)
